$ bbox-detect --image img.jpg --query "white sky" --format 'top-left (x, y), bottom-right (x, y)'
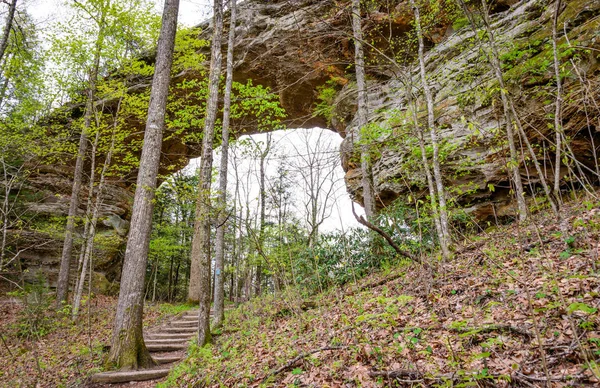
top-left (27, 0), bottom-right (364, 232)
top-left (187, 129), bottom-right (363, 232)
top-left (29, 0), bottom-right (212, 28)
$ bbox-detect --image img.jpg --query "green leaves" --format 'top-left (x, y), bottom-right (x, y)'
top-left (567, 302), bottom-right (597, 315)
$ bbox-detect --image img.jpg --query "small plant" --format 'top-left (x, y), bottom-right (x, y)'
top-left (9, 273), bottom-right (55, 339)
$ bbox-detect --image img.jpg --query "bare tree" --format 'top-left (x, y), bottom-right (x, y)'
top-left (56, 0), bottom-right (109, 307)
top-left (72, 98), bottom-right (122, 320)
top-left (351, 0), bottom-right (376, 220)
top-left (189, 0), bottom-right (224, 346)
top-left (410, 0), bottom-right (451, 256)
top-left (107, 0), bottom-right (179, 369)
top-left (286, 129), bottom-right (340, 247)
top-left (552, 0), bottom-right (563, 196)
top-left (213, 0), bottom-right (237, 329)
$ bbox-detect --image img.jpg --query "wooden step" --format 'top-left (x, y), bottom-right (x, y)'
top-left (171, 320), bottom-right (197, 327)
top-left (162, 327), bottom-right (197, 334)
top-left (146, 342), bottom-right (188, 352)
top-left (91, 368), bottom-right (171, 383)
top-left (153, 355), bottom-right (183, 364)
top-left (145, 333), bottom-right (194, 340)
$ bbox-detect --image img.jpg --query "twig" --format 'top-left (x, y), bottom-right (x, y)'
top-left (0, 332), bottom-right (13, 357)
top-left (261, 345), bottom-right (347, 383)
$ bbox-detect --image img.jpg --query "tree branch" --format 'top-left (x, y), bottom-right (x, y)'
top-left (351, 202), bottom-right (419, 262)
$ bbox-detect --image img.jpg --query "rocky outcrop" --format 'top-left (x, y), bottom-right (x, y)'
top-left (221, 0), bottom-right (600, 221)
top-left (6, 0), bottom-right (600, 288)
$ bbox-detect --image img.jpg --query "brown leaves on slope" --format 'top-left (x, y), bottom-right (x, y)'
top-left (184, 200), bottom-right (600, 387)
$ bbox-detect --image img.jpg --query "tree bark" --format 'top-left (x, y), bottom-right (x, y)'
top-left (56, 3), bottom-right (108, 306)
top-left (189, 0), bottom-right (224, 347)
top-left (108, 0), bottom-right (179, 370)
top-left (213, 0), bottom-right (237, 329)
top-left (411, 0), bottom-right (451, 257)
top-left (0, 0), bottom-right (17, 65)
top-left (351, 0), bottom-right (376, 220)
top-left (478, 0), bottom-right (528, 221)
top-left (552, 0), bottom-right (563, 196)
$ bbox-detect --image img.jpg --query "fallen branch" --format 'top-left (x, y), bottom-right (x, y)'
top-left (369, 369), bottom-right (454, 382)
top-left (261, 346), bottom-right (347, 383)
top-left (351, 202), bottom-right (419, 263)
top-left (448, 324), bottom-right (532, 339)
top-left (346, 272), bottom-right (405, 296)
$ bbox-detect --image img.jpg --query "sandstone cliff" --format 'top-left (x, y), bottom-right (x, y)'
top-left (9, 0), bottom-right (600, 288)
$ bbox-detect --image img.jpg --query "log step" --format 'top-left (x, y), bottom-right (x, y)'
top-left (91, 368), bottom-right (171, 383)
top-left (171, 320), bottom-right (197, 327)
top-left (145, 333), bottom-right (194, 340)
top-left (146, 342), bottom-right (188, 352)
top-left (154, 355), bottom-right (183, 364)
top-left (162, 327), bottom-right (197, 334)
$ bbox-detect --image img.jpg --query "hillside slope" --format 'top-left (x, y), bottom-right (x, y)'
top-left (164, 196), bottom-right (600, 387)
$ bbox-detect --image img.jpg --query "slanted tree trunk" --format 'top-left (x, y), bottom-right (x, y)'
top-left (478, 0), bottom-right (528, 221)
top-left (410, 0), bottom-right (451, 257)
top-left (0, 0), bottom-right (17, 65)
top-left (351, 0), bottom-right (376, 220)
top-left (213, 0), bottom-right (237, 329)
top-left (189, 0), bottom-right (224, 347)
top-left (56, 2), bottom-right (108, 307)
top-left (107, 0), bottom-right (179, 369)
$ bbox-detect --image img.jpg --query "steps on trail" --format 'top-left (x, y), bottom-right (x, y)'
top-left (162, 326), bottom-right (197, 334)
top-left (91, 368), bottom-right (171, 383)
top-left (145, 332), bottom-right (194, 340)
top-left (170, 320), bottom-right (198, 327)
top-left (145, 341), bottom-right (188, 352)
top-left (154, 354), bottom-right (183, 364)
top-left (91, 309), bottom-right (203, 384)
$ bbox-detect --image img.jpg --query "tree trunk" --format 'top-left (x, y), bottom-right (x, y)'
top-left (56, 3), bottom-right (108, 307)
top-left (552, 0), bottom-right (563, 196)
top-left (189, 0), bottom-right (224, 347)
top-left (351, 0), bottom-right (376, 220)
top-left (108, 0), bottom-right (179, 369)
top-left (479, 0), bottom-right (528, 221)
top-left (411, 0), bottom-right (451, 257)
top-left (0, 0), bottom-right (17, 66)
top-left (213, 0), bottom-right (237, 329)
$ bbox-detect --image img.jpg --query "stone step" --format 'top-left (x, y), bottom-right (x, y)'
top-left (91, 368), bottom-right (171, 383)
top-left (145, 333), bottom-right (194, 340)
top-left (146, 342), bottom-right (188, 352)
top-left (153, 355), bottom-right (183, 364)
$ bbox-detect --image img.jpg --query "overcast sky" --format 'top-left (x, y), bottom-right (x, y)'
top-left (29, 0), bottom-right (212, 27)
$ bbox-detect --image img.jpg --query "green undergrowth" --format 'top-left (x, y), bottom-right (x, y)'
top-left (163, 195), bottom-right (600, 387)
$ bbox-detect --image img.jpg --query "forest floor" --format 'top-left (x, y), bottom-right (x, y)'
top-left (0, 294), bottom-right (194, 387)
top-left (163, 197), bottom-right (600, 387)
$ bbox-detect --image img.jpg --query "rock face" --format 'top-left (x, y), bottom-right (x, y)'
top-left (219, 0), bottom-right (600, 221)
top-left (6, 0), bottom-right (600, 288)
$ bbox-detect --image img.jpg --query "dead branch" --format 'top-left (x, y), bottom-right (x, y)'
top-left (351, 202), bottom-right (419, 263)
top-left (261, 346), bottom-right (347, 383)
